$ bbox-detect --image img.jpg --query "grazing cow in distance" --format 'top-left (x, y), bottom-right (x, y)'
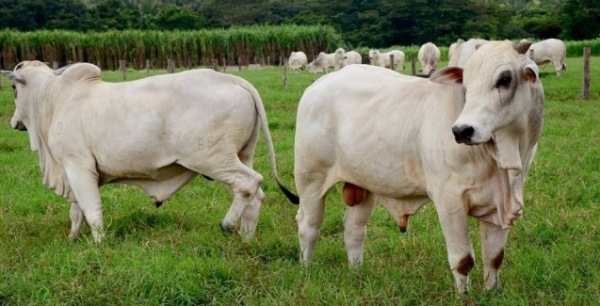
top-left (341, 50), bottom-right (362, 67)
top-left (291, 40), bottom-right (543, 295)
top-left (418, 42), bottom-right (441, 75)
top-left (2, 61), bottom-right (297, 243)
top-left (307, 48), bottom-right (345, 73)
top-left (449, 38), bottom-right (489, 67)
top-left (369, 49), bottom-right (405, 71)
top-left (524, 38), bottom-right (567, 76)
top-left (288, 51), bottom-right (308, 72)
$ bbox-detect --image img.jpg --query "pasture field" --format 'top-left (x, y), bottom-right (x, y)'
top-left (0, 57), bottom-right (599, 305)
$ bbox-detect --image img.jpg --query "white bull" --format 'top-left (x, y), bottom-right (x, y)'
top-left (449, 38), bottom-right (489, 67)
top-left (526, 38), bottom-right (567, 76)
top-left (342, 51), bottom-right (362, 67)
top-left (292, 40), bottom-right (543, 294)
top-left (288, 51), bottom-right (308, 72)
top-left (418, 42), bottom-right (441, 75)
top-left (307, 48), bottom-right (345, 73)
top-left (449, 38), bottom-right (465, 61)
top-left (369, 49), bottom-right (405, 71)
top-left (2, 61), bottom-right (297, 243)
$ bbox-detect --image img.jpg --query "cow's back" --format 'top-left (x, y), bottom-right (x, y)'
top-left (52, 69), bottom-right (258, 178)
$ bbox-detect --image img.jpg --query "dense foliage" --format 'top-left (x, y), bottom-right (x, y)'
top-left (0, 0), bottom-right (598, 48)
top-left (0, 26), bottom-right (343, 69)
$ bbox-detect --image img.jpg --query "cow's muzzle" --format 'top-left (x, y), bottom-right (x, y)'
top-left (13, 121), bottom-right (27, 131)
top-left (452, 125), bottom-right (474, 145)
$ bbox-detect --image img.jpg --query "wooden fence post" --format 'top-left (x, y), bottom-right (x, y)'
top-left (119, 60), bottom-right (126, 80)
top-left (283, 58), bottom-right (288, 89)
top-left (146, 60), bottom-right (151, 76)
top-left (411, 56), bottom-right (417, 75)
top-left (167, 59), bottom-right (175, 73)
top-left (238, 57), bottom-right (242, 71)
top-left (222, 57), bottom-right (226, 72)
top-left (583, 47), bottom-right (591, 100)
top-left (389, 54), bottom-right (395, 71)
top-left (53, 61), bottom-right (59, 70)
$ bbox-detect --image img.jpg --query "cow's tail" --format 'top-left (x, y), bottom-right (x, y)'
top-left (238, 81), bottom-right (299, 205)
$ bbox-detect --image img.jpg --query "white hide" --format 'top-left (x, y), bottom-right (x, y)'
top-left (449, 38), bottom-right (490, 67)
top-left (294, 40), bottom-right (544, 295)
top-left (418, 42), bottom-right (441, 75)
top-left (369, 49), bottom-right (405, 71)
top-left (307, 48), bottom-right (345, 73)
top-left (288, 51), bottom-right (308, 72)
top-left (526, 38), bottom-right (567, 76)
top-left (3, 61), bottom-right (294, 243)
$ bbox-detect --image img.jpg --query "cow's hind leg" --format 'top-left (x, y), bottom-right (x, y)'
top-left (296, 174), bottom-right (329, 265)
top-left (236, 139), bottom-right (265, 240)
top-left (68, 202), bottom-right (85, 239)
top-left (63, 165), bottom-right (105, 243)
top-left (184, 154), bottom-right (263, 240)
top-left (479, 220), bottom-right (508, 290)
top-left (344, 191), bottom-right (375, 267)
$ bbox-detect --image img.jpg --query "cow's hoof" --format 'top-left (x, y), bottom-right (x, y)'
top-left (219, 222), bottom-right (236, 233)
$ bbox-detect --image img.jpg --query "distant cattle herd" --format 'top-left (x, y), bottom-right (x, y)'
top-left (289, 38), bottom-right (567, 76)
top-left (1, 37), bottom-right (566, 296)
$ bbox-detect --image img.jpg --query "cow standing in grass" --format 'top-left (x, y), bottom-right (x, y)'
top-left (525, 38), bottom-right (567, 76)
top-left (2, 61), bottom-right (297, 243)
top-left (292, 40), bottom-right (543, 295)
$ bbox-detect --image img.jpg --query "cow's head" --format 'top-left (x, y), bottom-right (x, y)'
top-left (1, 61), bottom-right (57, 151)
top-left (430, 40), bottom-right (541, 145)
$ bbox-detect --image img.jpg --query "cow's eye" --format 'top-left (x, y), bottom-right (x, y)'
top-left (496, 76), bottom-right (512, 88)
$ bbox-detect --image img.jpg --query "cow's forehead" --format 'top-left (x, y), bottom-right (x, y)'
top-left (463, 41), bottom-right (521, 83)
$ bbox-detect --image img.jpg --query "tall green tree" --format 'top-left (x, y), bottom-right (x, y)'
top-left (560, 0), bottom-right (600, 40)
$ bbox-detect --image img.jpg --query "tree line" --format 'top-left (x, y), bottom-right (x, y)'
top-left (0, 0), bottom-right (598, 47)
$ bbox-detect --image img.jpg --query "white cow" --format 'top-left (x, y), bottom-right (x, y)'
top-left (341, 51), bottom-right (362, 67)
top-left (2, 61), bottom-right (297, 243)
top-left (449, 38), bottom-right (465, 61)
top-left (307, 48), bottom-right (345, 73)
top-left (526, 38), bottom-right (567, 76)
top-left (449, 38), bottom-right (489, 67)
top-left (369, 49), bottom-right (405, 71)
top-left (288, 51), bottom-right (308, 72)
top-left (293, 40), bottom-right (543, 294)
top-left (418, 42), bottom-right (441, 75)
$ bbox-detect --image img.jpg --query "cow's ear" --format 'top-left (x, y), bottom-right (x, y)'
top-left (1, 70), bottom-right (25, 84)
top-left (430, 67), bottom-right (463, 86)
top-left (523, 63), bottom-right (539, 83)
top-left (513, 41), bottom-right (532, 54)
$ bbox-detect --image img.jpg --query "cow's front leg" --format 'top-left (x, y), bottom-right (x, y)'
top-left (68, 202), bottom-right (85, 239)
top-left (343, 191), bottom-right (375, 267)
top-left (64, 165), bottom-right (104, 243)
top-left (479, 220), bottom-right (508, 290)
top-left (436, 204), bottom-right (474, 296)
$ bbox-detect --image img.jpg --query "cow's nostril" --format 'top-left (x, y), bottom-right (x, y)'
top-left (452, 125), bottom-right (474, 143)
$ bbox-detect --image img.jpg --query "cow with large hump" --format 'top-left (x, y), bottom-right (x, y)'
top-left (418, 42), bottom-right (441, 75)
top-left (2, 61), bottom-right (297, 243)
top-left (449, 38), bottom-right (489, 67)
top-left (525, 38), bottom-right (567, 76)
top-left (291, 40), bottom-right (543, 295)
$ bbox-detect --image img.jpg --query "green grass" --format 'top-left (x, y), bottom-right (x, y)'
top-left (1, 57), bottom-right (599, 305)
